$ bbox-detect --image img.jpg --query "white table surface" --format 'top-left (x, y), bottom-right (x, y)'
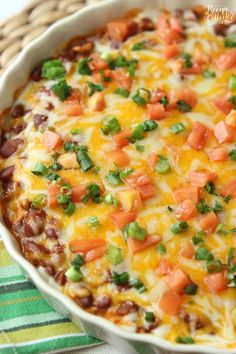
top-left (0, 1), bottom-right (123, 353)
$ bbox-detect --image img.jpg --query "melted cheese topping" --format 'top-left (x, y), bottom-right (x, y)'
top-left (1, 6), bottom-right (236, 349)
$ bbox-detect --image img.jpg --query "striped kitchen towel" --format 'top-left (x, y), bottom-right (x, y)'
top-left (0, 241), bottom-right (102, 354)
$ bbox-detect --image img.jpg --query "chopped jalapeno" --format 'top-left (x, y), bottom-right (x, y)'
top-left (183, 53), bottom-right (193, 68)
top-left (64, 202), bottom-right (76, 216)
top-left (106, 245), bottom-right (123, 265)
top-left (31, 194), bottom-right (47, 209)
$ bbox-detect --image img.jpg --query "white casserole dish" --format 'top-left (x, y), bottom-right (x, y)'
top-left (1, 0), bottom-right (236, 353)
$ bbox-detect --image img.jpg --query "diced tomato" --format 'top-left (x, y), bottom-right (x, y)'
top-left (84, 245), bottom-right (107, 263)
top-left (207, 147), bottom-right (228, 162)
top-left (204, 272), bottom-right (228, 294)
top-left (187, 121), bottom-right (209, 150)
top-left (137, 184), bottom-right (156, 200)
top-left (211, 94), bottom-right (233, 115)
top-left (88, 53), bottom-right (108, 71)
top-left (159, 290), bottom-right (183, 316)
top-left (164, 267), bottom-right (191, 294)
top-left (180, 64), bottom-right (202, 75)
top-left (112, 70), bottom-right (132, 90)
top-left (88, 92), bottom-right (106, 112)
top-left (105, 149), bottom-right (130, 168)
top-left (216, 48), bottom-right (236, 71)
top-left (199, 212), bottom-right (218, 233)
top-left (70, 239), bottom-right (107, 253)
top-left (226, 109), bottom-right (236, 128)
top-left (164, 44), bottom-right (179, 59)
top-left (65, 103), bottom-right (83, 116)
top-left (214, 120), bottom-right (235, 144)
top-left (42, 131), bottom-right (63, 150)
top-left (112, 129), bottom-right (131, 149)
top-left (187, 170), bottom-right (217, 187)
top-left (157, 29), bottom-right (183, 45)
top-left (147, 153), bottom-right (158, 171)
top-left (48, 184), bottom-right (60, 206)
top-left (107, 19), bottom-right (136, 42)
top-left (150, 88), bottom-right (167, 104)
top-left (156, 259), bottom-right (173, 275)
top-left (58, 152), bottom-right (79, 169)
top-left (109, 211), bottom-right (137, 229)
top-left (147, 103), bottom-right (167, 120)
top-left (168, 88), bottom-right (197, 109)
top-left (174, 199), bottom-right (197, 221)
top-left (116, 189), bottom-right (141, 212)
top-left (173, 186), bottom-right (199, 204)
top-left (125, 170), bottom-right (152, 188)
top-left (92, 69), bottom-right (113, 83)
top-left (221, 179), bottom-right (236, 198)
top-left (71, 184), bottom-right (87, 203)
top-left (194, 48), bottom-right (211, 65)
top-left (127, 235), bottom-right (161, 254)
top-left (179, 241), bottom-right (195, 259)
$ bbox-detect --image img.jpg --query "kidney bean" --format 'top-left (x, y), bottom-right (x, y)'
top-left (45, 264), bottom-right (56, 276)
top-left (46, 102), bottom-right (54, 111)
top-left (10, 104), bottom-right (25, 119)
top-left (76, 294), bottom-right (94, 308)
top-left (116, 301), bottom-right (139, 316)
top-left (13, 125), bottom-right (25, 134)
top-left (2, 180), bottom-right (15, 194)
top-left (139, 17), bottom-right (155, 31)
top-left (94, 295), bottom-right (112, 311)
top-left (31, 66), bottom-right (42, 81)
top-left (51, 244), bottom-right (64, 254)
top-left (0, 138), bottom-right (24, 158)
top-left (0, 165), bottom-right (14, 181)
top-left (214, 23), bottom-right (228, 36)
top-left (45, 228), bottom-right (58, 239)
top-left (23, 209), bottom-right (46, 237)
top-left (55, 270), bottom-right (66, 286)
top-left (24, 240), bottom-right (50, 254)
top-left (33, 114), bottom-right (48, 129)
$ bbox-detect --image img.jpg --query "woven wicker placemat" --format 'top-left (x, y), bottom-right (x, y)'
top-left (0, 0), bottom-right (100, 74)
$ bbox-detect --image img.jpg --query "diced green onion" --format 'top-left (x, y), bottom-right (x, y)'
top-left (157, 243), bottom-right (166, 254)
top-left (70, 128), bottom-right (82, 135)
top-left (49, 161), bottom-right (62, 171)
top-left (100, 51), bottom-right (112, 62)
top-left (132, 88), bottom-right (151, 106)
top-left (127, 59), bottom-right (138, 77)
top-left (206, 259), bottom-right (222, 273)
top-left (145, 312), bottom-right (155, 322)
top-left (78, 58), bottom-right (92, 75)
top-left (82, 183), bottom-right (102, 204)
top-left (213, 200), bottom-right (224, 213)
top-left (71, 255), bottom-right (84, 267)
top-left (176, 99), bottom-right (192, 113)
top-left (114, 88), bottom-right (130, 97)
top-left (106, 245), bottom-right (123, 265)
top-left (170, 221), bottom-right (189, 234)
top-left (229, 75), bottom-right (236, 90)
top-left (87, 216), bottom-right (100, 228)
top-left (192, 231), bottom-right (206, 245)
top-left (76, 146), bottom-right (94, 172)
top-left (155, 156), bottom-right (171, 174)
top-left (203, 70), bottom-right (216, 78)
top-left (229, 145), bottom-right (236, 160)
top-left (135, 144), bottom-right (145, 152)
top-left (57, 193), bottom-right (71, 205)
top-left (224, 34), bottom-right (236, 48)
top-left (42, 59), bottom-right (65, 80)
top-left (184, 283), bottom-right (198, 295)
top-left (170, 122), bottom-right (185, 134)
top-left (196, 199), bottom-right (211, 214)
top-left (51, 79), bottom-right (71, 101)
top-left (160, 96), bottom-right (168, 107)
top-left (131, 41), bottom-right (145, 51)
top-left (32, 162), bottom-right (49, 176)
top-left (183, 53), bottom-right (193, 68)
top-left (224, 194), bottom-right (231, 203)
top-left (113, 55), bottom-right (128, 68)
top-left (142, 120), bottom-right (158, 132)
top-left (64, 142), bottom-right (76, 152)
top-left (106, 170), bottom-right (122, 186)
top-left (101, 115), bottom-right (121, 135)
top-left (112, 271), bottom-right (129, 286)
top-left (215, 223), bottom-right (229, 235)
top-left (204, 182), bottom-right (216, 195)
top-left (131, 278), bottom-right (147, 293)
top-left (87, 81), bottom-right (104, 96)
top-left (105, 193), bottom-right (119, 208)
top-left (228, 95), bottom-right (236, 106)
top-left (64, 202), bottom-right (76, 216)
top-left (129, 124), bottom-right (145, 143)
top-left (195, 247), bottom-right (213, 261)
top-left (65, 266), bottom-right (83, 282)
top-left (176, 336), bottom-right (195, 344)
top-left (46, 172), bottom-right (61, 182)
top-left (31, 194), bottom-right (47, 209)
top-left (119, 168), bottom-right (133, 179)
top-left (124, 222), bottom-right (147, 241)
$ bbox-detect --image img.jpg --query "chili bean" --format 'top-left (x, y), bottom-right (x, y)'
top-left (46, 103), bottom-right (54, 111)
top-left (51, 244), bottom-right (64, 254)
top-left (139, 17), bottom-right (155, 32)
top-left (24, 240), bottom-right (50, 254)
top-left (76, 294), bottom-right (94, 308)
top-left (2, 180), bottom-right (14, 194)
top-left (31, 66), bottom-right (42, 81)
top-left (23, 209), bottom-right (45, 237)
top-left (94, 295), bottom-right (112, 311)
top-left (33, 114), bottom-right (48, 129)
top-left (45, 264), bottom-right (56, 276)
top-left (214, 23), bottom-right (228, 36)
top-left (0, 138), bottom-right (24, 158)
top-left (45, 228), bottom-right (58, 239)
top-left (116, 301), bottom-right (139, 316)
top-left (55, 270), bottom-right (66, 286)
top-left (0, 165), bottom-right (14, 181)
top-left (10, 104), bottom-right (25, 119)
